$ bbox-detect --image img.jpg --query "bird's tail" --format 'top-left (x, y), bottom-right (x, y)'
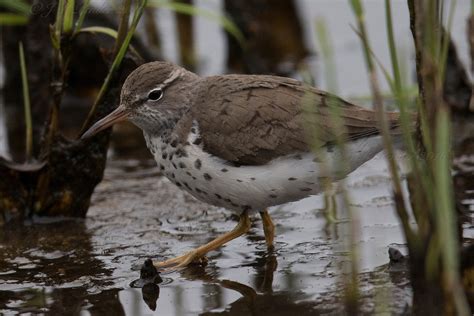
top-left (386, 111), bottom-right (418, 136)
top-left (385, 111), bottom-right (418, 151)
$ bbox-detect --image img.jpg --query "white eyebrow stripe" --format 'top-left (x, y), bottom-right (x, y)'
top-left (162, 68), bottom-right (183, 86)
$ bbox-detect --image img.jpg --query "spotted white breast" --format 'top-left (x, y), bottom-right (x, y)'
top-left (144, 122), bottom-right (385, 214)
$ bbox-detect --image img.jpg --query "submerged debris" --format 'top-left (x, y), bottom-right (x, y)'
top-left (130, 259), bottom-right (163, 289)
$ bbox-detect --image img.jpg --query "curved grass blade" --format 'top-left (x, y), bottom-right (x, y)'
top-left (79, 26), bottom-right (118, 37)
top-left (0, 0), bottom-right (31, 14)
top-left (148, 0), bottom-right (244, 47)
top-left (77, 26), bottom-right (141, 58)
top-left (74, 0), bottom-right (90, 33)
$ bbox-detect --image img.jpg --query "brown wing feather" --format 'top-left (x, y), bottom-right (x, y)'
top-left (187, 75), bottom-right (399, 165)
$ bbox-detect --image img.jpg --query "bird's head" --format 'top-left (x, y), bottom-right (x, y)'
top-left (81, 61), bottom-right (199, 139)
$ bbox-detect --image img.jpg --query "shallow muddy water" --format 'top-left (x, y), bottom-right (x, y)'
top-left (1, 154), bottom-right (416, 315)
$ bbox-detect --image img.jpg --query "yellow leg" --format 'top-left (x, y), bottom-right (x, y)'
top-left (322, 182), bottom-right (338, 223)
top-left (154, 211), bottom-right (251, 271)
top-left (260, 209), bottom-right (275, 250)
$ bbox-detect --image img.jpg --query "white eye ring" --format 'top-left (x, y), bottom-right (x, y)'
top-left (148, 88), bottom-right (163, 101)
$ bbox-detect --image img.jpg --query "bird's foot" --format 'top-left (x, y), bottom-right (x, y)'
top-left (153, 250), bottom-right (208, 273)
top-left (153, 211), bottom-right (251, 274)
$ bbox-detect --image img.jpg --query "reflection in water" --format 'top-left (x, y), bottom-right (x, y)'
top-left (142, 283), bottom-right (160, 311)
top-left (199, 253), bottom-right (323, 316)
top-left (0, 100), bottom-right (8, 157)
top-left (0, 220), bottom-right (124, 315)
top-left (133, 248), bottom-right (280, 314)
top-left (252, 252), bottom-right (277, 293)
top-left (151, 249), bottom-right (337, 316)
top-left (179, 251), bottom-right (279, 316)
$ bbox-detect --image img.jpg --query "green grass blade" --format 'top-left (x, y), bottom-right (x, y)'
top-left (19, 42), bottom-right (33, 161)
top-left (74, 0), bottom-right (90, 33)
top-left (349, 0), bottom-right (374, 71)
top-left (52, 0), bottom-right (66, 50)
top-left (55, 0), bottom-right (65, 35)
top-left (384, 0), bottom-right (433, 217)
top-left (148, 0), bottom-right (245, 46)
top-left (385, 0), bottom-right (401, 92)
top-left (0, 0), bottom-right (31, 14)
top-left (350, 24), bottom-right (395, 92)
top-left (77, 26), bottom-right (141, 57)
top-left (63, 0), bottom-right (75, 34)
top-left (79, 26), bottom-right (119, 37)
top-left (349, 0), bottom-right (363, 16)
top-left (0, 13), bottom-right (28, 25)
top-left (434, 108), bottom-right (470, 315)
top-left (348, 0), bottom-right (414, 244)
top-left (309, 18), bottom-right (363, 297)
top-left (315, 19), bottom-right (339, 93)
top-left (110, 0), bottom-right (147, 77)
top-left (80, 0), bottom-right (147, 134)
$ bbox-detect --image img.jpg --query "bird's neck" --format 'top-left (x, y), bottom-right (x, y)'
top-left (135, 109), bottom-right (183, 139)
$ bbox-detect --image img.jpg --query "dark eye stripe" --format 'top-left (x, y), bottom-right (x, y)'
top-left (148, 88), bottom-right (163, 101)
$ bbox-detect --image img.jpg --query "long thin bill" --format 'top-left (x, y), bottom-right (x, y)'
top-left (81, 105), bottom-right (129, 139)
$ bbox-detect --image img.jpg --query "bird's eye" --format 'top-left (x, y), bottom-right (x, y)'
top-left (148, 88), bottom-right (163, 101)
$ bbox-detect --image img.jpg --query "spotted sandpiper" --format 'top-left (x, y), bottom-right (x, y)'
top-left (82, 61), bottom-right (403, 271)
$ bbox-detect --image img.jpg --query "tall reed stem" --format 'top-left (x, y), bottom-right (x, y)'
top-left (19, 42), bottom-right (32, 161)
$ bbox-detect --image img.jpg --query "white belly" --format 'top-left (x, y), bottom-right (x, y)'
top-left (145, 130), bottom-right (384, 214)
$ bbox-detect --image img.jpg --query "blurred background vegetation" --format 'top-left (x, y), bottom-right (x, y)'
top-left (0, 0), bottom-right (473, 314)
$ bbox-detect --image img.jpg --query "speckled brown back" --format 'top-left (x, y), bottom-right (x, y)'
top-left (180, 74), bottom-right (400, 165)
